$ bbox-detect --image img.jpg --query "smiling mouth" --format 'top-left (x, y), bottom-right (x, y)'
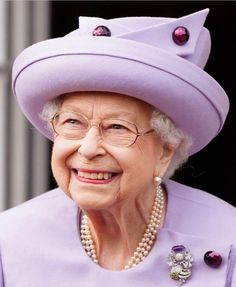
top-left (72, 169), bottom-right (118, 182)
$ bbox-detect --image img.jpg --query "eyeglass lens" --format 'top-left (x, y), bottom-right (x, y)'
top-left (52, 112), bottom-right (138, 147)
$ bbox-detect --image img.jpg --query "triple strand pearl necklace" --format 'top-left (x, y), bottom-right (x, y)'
top-left (80, 185), bottom-right (164, 269)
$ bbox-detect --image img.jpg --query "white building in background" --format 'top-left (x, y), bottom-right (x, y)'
top-left (0, 1), bottom-right (51, 211)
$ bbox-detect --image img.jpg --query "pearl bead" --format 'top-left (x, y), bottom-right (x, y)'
top-left (80, 185), bottom-right (164, 269)
top-left (175, 253), bottom-right (184, 261)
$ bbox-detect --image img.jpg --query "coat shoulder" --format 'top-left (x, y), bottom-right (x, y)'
top-left (165, 180), bottom-right (236, 241)
top-left (0, 188), bottom-right (77, 239)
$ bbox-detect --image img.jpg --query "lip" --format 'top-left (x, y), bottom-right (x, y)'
top-left (77, 168), bottom-right (116, 173)
top-left (72, 168), bottom-right (120, 185)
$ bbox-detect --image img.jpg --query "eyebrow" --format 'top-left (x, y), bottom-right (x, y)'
top-left (102, 110), bottom-right (135, 119)
top-left (60, 105), bottom-right (136, 120)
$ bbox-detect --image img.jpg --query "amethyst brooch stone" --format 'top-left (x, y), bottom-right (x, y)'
top-left (167, 245), bottom-right (193, 286)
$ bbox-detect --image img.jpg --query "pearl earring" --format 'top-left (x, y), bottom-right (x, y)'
top-left (154, 176), bottom-right (162, 186)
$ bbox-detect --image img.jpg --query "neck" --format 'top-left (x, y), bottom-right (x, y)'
top-left (80, 185), bottom-right (166, 270)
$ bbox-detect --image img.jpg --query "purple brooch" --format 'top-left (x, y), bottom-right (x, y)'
top-left (167, 245), bottom-right (193, 286)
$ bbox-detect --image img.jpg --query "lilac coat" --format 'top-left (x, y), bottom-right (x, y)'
top-left (0, 180), bottom-right (235, 286)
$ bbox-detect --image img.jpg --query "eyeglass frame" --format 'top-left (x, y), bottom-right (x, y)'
top-left (50, 111), bottom-right (155, 147)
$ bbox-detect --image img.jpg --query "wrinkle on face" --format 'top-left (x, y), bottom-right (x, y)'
top-left (50, 91), bottom-right (173, 270)
top-left (52, 91), bottom-right (171, 213)
top-left (61, 91), bottom-right (154, 128)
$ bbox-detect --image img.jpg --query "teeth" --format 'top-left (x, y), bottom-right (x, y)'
top-left (98, 173), bottom-right (103, 179)
top-left (104, 173), bottom-right (109, 180)
top-left (78, 171), bottom-right (113, 180)
top-left (91, 173), bottom-right (97, 179)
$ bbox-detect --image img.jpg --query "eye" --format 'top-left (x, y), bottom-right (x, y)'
top-left (104, 122), bottom-right (129, 131)
top-left (56, 113), bottom-right (87, 129)
top-left (109, 124), bottom-right (127, 130)
top-left (102, 120), bottom-right (133, 135)
top-left (62, 118), bottom-right (86, 130)
top-left (64, 118), bottom-right (80, 125)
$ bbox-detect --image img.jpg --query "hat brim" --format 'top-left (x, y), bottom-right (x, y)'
top-left (12, 36), bottom-right (229, 155)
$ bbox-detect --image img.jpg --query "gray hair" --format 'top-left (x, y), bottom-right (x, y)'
top-left (150, 110), bottom-right (192, 178)
top-left (41, 95), bottom-right (192, 179)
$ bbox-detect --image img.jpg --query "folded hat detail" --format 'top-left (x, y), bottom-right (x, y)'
top-left (12, 9), bottom-right (229, 155)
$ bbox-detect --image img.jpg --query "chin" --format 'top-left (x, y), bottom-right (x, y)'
top-left (68, 186), bottom-right (118, 211)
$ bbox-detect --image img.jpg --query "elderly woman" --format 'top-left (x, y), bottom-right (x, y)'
top-left (0, 8), bottom-right (235, 287)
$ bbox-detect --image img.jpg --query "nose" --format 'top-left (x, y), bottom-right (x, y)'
top-left (77, 127), bottom-right (106, 159)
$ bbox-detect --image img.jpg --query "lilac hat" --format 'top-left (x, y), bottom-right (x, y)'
top-left (12, 9), bottom-right (229, 155)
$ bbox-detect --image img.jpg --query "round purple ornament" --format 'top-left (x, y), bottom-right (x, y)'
top-left (172, 26), bottom-right (190, 45)
top-left (92, 25), bottom-right (111, 37)
top-left (204, 251), bottom-right (222, 268)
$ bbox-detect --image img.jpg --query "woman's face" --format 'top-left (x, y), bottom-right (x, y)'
top-left (51, 92), bottom-right (174, 211)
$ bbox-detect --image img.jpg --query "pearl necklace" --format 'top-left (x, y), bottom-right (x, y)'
top-left (80, 185), bottom-right (164, 269)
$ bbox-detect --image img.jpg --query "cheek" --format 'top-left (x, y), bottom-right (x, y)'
top-left (117, 143), bottom-right (157, 192)
top-left (136, 141), bottom-right (160, 169)
top-left (51, 140), bottom-right (75, 195)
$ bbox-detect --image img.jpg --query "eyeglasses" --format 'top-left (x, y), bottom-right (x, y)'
top-left (51, 112), bottom-right (154, 147)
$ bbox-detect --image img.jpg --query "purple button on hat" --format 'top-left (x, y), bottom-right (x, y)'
top-left (92, 25), bottom-right (111, 36)
top-left (172, 26), bottom-right (190, 45)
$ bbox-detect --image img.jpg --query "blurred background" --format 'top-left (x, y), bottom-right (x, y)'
top-left (0, 1), bottom-right (235, 211)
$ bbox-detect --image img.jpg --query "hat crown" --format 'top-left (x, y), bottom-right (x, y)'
top-left (12, 8), bottom-right (228, 155)
top-left (66, 9), bottom-right (210, 69)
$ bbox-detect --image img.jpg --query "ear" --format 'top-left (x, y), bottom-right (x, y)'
top-left (154, 143), bottom-right (175, 178)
